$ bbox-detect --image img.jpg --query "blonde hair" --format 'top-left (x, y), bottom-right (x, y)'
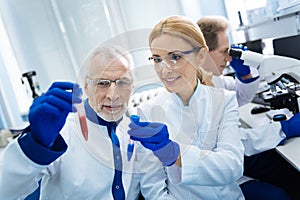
top-left (149, 15), bottom-right (214, 87)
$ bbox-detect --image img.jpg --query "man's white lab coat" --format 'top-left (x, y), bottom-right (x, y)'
top-left (213, 73), bottom-right (286, 156)
top-left (0, 114), bottom-right (171, 200)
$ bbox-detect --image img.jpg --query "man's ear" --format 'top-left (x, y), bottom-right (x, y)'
top-left (130, 84), bottom-right (134, 95)
top-left (84, 80), bottom-right (89, 95)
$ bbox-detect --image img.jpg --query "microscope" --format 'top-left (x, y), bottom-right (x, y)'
top-left (22, 70), bottom-right (39, 99)
top-left (230, 49), bottom-right (300, 114)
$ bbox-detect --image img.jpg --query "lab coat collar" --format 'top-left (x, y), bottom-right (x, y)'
top-left (171, 79), bottom-right (205, 106)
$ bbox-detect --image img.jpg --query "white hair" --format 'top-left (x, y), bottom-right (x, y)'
top-left (76, 44), bottom-right (134, 86)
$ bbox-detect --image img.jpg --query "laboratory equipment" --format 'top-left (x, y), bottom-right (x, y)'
top-left (75, 91), bottom-right (88, 141)
top-left (77, 102), bottom-right (88, 141)
top-left (273, 34), bottom-right (300, 60)
top-left (22, 71), bottom-right (40, 99)
top-left (250, 105), bottom-right (270, 114)
top-left (230, 48), bottom-right (300, 114)
top-left (127, 115), bottom-right (139, 161)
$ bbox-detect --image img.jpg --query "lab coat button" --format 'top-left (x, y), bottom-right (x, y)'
top-left (116, 185), bottom-right (120, 189)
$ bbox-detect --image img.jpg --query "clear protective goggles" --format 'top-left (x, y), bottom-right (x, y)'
top-left (148, 47), bottom-right (201, 70)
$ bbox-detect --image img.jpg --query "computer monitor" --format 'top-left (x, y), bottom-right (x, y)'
top-left (273, 34), bottom-right (300, 60)
top-left (238, 39), bottom-right (263, 54)
top-left (243, 39), bottom-right (263, 54)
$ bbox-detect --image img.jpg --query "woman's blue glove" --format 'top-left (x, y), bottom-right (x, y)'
top-left (230, 45), bottom-right (251, 77)
top-left (128, 115), bottom-right (180, 166)
top-left (280, 113), bottom-right (300, 139)
top-left (28, 82), bottom-right (82, 147)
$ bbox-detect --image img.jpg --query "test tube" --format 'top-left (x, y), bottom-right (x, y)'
top-left (76, 100), bottom-right (88, 141)
top-left (130, 115), bottom-right (140, 123)
top-left (127, 115), bottom-right (139, 161)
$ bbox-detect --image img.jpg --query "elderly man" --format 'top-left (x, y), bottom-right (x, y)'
top-left (0, 45), bottom-right (171, 200)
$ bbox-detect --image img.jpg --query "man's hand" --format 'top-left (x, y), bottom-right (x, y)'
top-left (280, 113), bottom-right (300, 139)
top-left (230, 45), bottom-right (251, 77)
top-left (28, 82), bottom-right (82, 147)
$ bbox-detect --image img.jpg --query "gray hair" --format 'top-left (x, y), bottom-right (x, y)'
top-left (77, 44), bottom-right (134, 86)
top-left (83, 44), bottom-right (134, 75)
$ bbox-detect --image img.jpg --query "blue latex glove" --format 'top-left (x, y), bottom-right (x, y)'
top-left (230, 45), bottom-right (251, 77)
top-left (128, 115), bottom-right (180, 166)
top-left (28, 82), bottom-right (82, 147)
top-left (280, 113), bottom-right (300, 139)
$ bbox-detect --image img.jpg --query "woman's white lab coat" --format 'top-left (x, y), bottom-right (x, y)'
top-left (0, 115), bottom-right (170, 200)
top-left (137, 81), bottom-right (245, 200)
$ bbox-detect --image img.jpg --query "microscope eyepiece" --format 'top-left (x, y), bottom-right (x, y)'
top-left (229, 48), bottom-right (242, 59)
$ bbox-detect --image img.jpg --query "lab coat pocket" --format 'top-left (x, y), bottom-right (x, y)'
top-left (199, 126), bottom-right (219, 150)
top-left (195, 126), bottom-right (220, 160)
top-left (198, 87), bottom-right (225, 151)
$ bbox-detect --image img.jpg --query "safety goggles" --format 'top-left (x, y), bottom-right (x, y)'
top-left (148, 47), bottom-right (201, 70)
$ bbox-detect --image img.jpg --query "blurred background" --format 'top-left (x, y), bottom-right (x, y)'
top-left (0, 0), bottom-right (300, 129)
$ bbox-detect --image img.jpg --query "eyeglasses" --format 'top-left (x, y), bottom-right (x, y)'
top-left (148, 47), bottom-right (201, 70)
top-left (87, 77), bottom-right (133, 90)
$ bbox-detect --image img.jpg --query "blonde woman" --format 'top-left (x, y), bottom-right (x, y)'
top-left (128, 15), bottom-right (244, 200)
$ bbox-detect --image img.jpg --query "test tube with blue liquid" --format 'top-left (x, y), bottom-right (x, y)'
top-left (127, 115), bottom-right (139, 161)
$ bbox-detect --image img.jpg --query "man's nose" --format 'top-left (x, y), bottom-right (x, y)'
top-left (106, 83), bottom-right (119, 100)
top-left (225, 52), bottom-right (232, 62)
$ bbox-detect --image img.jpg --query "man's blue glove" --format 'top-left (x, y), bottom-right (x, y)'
top-left (128, 115), bottom-right (180, 166)
top-left (28, 82), bottom-right (82, 147)
top-left (280, 113), bottom-right (300, 139)
top-left (230, 45), bottom-right (251, 77)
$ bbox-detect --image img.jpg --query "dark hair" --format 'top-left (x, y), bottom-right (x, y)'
top-left (197, 16), bottom-right (229, 51)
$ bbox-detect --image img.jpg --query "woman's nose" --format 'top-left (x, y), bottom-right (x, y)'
top-left (160, 60), bottom-right (174, 73)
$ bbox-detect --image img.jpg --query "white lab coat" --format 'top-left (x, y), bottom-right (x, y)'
top-left (137, 81), bottom-right (245, 200)
top-left (0, 114), bottom-right (171, 200)
top-left (212, 72), bottom-right (286, 156)
top-left (239, 122), bottom-right (286, 156)
top-left (212, 67), bottom-right (260, 107)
